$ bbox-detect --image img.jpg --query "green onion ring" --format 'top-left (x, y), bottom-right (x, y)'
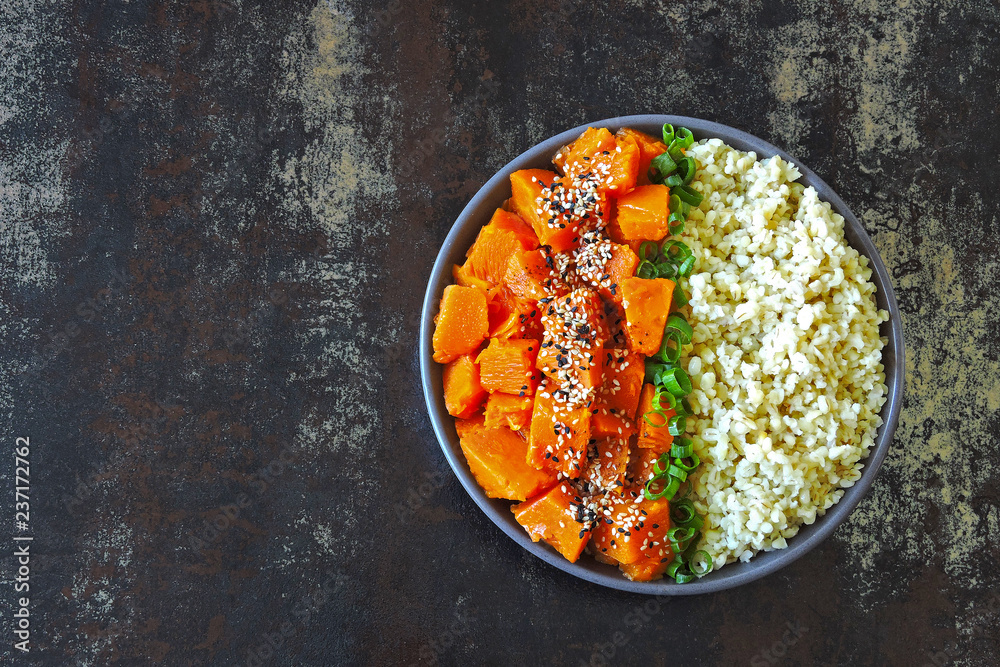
top-left (662, 124), bottom-right (675, 145)
top-left (689, 551), bottom-right (712, 575)
top-left (667, 414), bottom-right (687, 436)
top-left (661, 367), bottom-right (692, 396)
top-left (639, 240), bottom-right (659, 262)
top-left (666, 313), bottom-right (693, 343)
top-left (676, 184), bottom-right (704, 206)
top-left (658, 329), bottom-right (683, 364)
top-left (670, 438), bottom-right (693, 458)
top-left (636, 259), bottom-right (658, 279)
top-left (651, 152), bottom-right (677, 178)
top-left (673, 453), bottom-right (701, 472)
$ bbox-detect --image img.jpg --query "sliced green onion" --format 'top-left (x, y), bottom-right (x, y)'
top-left (662, 123), bottom-right (675, 145)
top-left (670, 438), bottom-right (693, 458)
top-left (665, 558), bottom-right (685, 578)
top-left (675, 127), bottom-right (694, 149)
top-left (672, 281), bottom-right (689, 308)
top-left (667, 142), bottom-right (685, 162)
top-left (666, 313), bottom-right (693, 344)
top-left (678, 255), bottom-right (696, 277)
top-left (651, 152), bottom-right (678, 176)
top-left (655, 261), bottom-right (677, 279)
top-left (653, 387), bottom-right (677, 412)
top-left (670, 499), bottom-right (697, 526)
top-left (660, 240), bottom-right (692, 261)
top-left (645, 474), bottom-right (680, 501)
top-left (664, 172), bottom-right (684, 188)
top-left (676, 156), bottom-right (696, 185)
top-left (639, 241), bottom-right (659, 262)
top-left (689, 551), bottom-right (712, 575)
top-left (667, 214), bottom-right (685, 237)
top-left (676, 184), bottom-right (704, 207)
top-left (661, 367), bottom-right (692, 396)
top-left (667, 525), bottom-right (697, 552)
top-left (642, 408), bottom-right (668, 428)
top-left (658, 329), bottom-right (682, 364)
top-left (668, 414), bottom-right (687, 436)
top-left (636, 259), bottom-right (657, 279)
top-left (673, 453), bottom-right (701, 472)
top-left (667, 464), bottom-right (688, 482)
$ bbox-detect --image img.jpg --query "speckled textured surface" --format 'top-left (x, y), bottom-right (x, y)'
top-left (1, 1), bottom-right (998, 665)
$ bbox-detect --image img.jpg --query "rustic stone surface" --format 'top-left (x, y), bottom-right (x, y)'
top-left (2, 0), bottom-right (998, 664)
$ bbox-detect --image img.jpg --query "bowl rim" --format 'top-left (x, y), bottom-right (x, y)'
top-left (419, 114), bottom-right (905, 595)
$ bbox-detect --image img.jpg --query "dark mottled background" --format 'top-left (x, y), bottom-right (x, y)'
top-left (1, 0), bottom-right (998, 665)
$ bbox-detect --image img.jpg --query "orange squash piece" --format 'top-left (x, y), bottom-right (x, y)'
top-left (509, 169), bottom-right (582, 253)
top-left (627, 445), bottom-right (662, 487)
top-left (602, 243), bottom-right (640, 303)
top-left (463, 209), bottom-right (539, 286)
top-left (477, 338), bottom-right (541, 396)
top-left (620, 277), bottom-right (674, 355)
top-left (580, 437), bottom-right (631, 492)
top-left (617, 128), bottom-right (667, 186)
top-left (615, 184), bottom-right (670, 241)
top-left (527, 378), bottom-right (592, 478)
top-left (636, 383), bottom-right (676, 453)
top-left (504, 249), bottom-right (571, 302)
top-left (460, 424), bottom-right (558, 501)
top-left (484, 392), bottom-right (534, 431)
top-left (432, 285), bottom-right (489, 363)
top-left (593, 349), bottom-right (645, 424)
top-left (452, 263), bottom-right (490, 291)
top-left (455, 413), bottom-right (485, 440)
top-left (443, 353), bottom-right (487, 419)
top-left (590, 489), bottom-right (671, 567)
top-left (512, 483), bottom-right (590, 562)
top-left (553, 127), bottom-right (640, 195)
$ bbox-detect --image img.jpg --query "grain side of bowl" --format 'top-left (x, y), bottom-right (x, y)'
top-left (682, 138), bottom-right (890, 569)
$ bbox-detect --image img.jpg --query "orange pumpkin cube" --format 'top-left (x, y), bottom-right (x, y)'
top-left (443, 353), bottom-right (487, 419)
top-left (504, 249), bottom-right (570, 302)
top-left (616, 128), bottom-right (668, 186)
top-left (432, 285), bottom-right (489, 363)
top-left (476, 338), bottom-right (541, 395)
top-left (484, 392), bottom-right (534, 431)
top-left (620, 277), bottom-right (674, 355)
top-left (615, 184), bottom-right (670, 241)
top-left (512, 483), bottom-right (590, 562)
top-left (527, 378), bottom-right (592, 478)
top-left (463, 209), bottom-right (539, 286)
top-left (459, 423), bottom-right (558, 501)
top-left (510, 169), bottom-right (583, 253)
top-left (593, 349), bottom-right (645, 424)
top-left (580, 437), bottom-right (631, 492)
top-left (590, 489), bottom-right (671, 566)
top-left (553, 127), bottom-right (640, 195)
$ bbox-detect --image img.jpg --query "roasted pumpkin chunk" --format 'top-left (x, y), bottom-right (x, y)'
top-left (476, 338), bottom-right (541, 396)
top-left (443, 353), bottom-right (487, 419)
top-left (463, 208), bottom-right (539, 286)
top-left (512, 483), bottom-right (591, 562)
top-left (620, 277), bottom-right (674, 355)
top-left (615, 184), bottom-right (670, 241)
top-left (432, 285), bottom-right (489, 363)
top-left (590, 489), bottom-right (671, 568)
top-left (616, 127), bottom-right (667, 187)
top-left (460, 422), bottom-right (558, 501)
top-left (527, 378), bottom-right (592, 478)
top-left (484, 392), bottom-right (534, 431)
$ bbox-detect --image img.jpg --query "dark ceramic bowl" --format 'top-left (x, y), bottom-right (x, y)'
top-left (420, 115), bottom-right (904, 595)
